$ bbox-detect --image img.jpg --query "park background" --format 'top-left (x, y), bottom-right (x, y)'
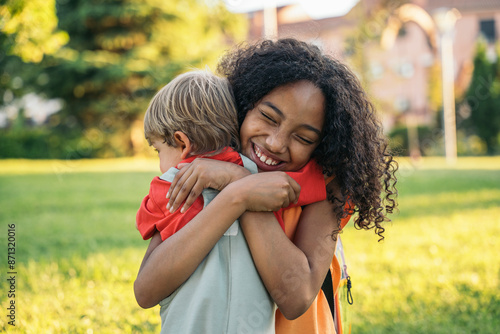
top-left (1, 0), bottom-right (499, 333)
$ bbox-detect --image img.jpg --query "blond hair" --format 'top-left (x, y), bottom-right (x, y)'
top-left (144, 69), bottom-right (240, 155)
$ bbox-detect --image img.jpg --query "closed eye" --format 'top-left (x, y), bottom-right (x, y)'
top-left (259, 110), bottom-right (277, 124)
top-left (296, 135), bottom-right (315, 145)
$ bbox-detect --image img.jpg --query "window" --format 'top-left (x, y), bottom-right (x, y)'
top-left (394, 96), bottom-right (410, 113)
top-left (479, 19), bottom-right (496, 43)
top-left (370, 62), bottom-right (384, 80)
top-left (398, 62), bottom-right (414, 78)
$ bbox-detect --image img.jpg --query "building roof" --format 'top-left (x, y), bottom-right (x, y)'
top-left (225, 0), bottom-right (360, 20)
top-left (423, 0), bottom-right (500, 12)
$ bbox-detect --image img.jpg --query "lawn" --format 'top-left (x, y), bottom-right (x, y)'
top-left (0, 157), bottom-right (499, 333)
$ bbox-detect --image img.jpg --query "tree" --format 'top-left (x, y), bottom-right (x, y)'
top-left (0, 0), bottom-right (68, 111)
top-left (1, 0), bottom-right (69, 63)
top-left (463, 41), bottom-right (500, 155)
top-left (1, 0), bottom-right (247, 158)
top-left (0, 0), bottom-right (71, 157)
top-left (37, 0), bottom-right (247, 158)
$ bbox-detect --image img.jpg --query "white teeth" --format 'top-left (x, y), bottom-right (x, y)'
top-left (254, 146), bottom-right (278, 166)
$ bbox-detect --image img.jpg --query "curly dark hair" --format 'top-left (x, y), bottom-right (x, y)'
top-left (217, 38), bottom-right (398, 240)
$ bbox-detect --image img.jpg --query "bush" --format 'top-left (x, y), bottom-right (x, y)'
top-left (389, 124), bottom-right (493, 156)
top-left (388, 125), bottom-right (443, 156)
top-left (461, 41), bottom-right (500, 155)
top-left (0, 128), bottom-right (78, 159)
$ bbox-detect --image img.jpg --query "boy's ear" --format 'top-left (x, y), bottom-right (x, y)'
top-left (173, 131), bottom-right (192, 159)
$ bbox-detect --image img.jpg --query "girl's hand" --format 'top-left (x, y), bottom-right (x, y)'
top-left (232, 172), bottom-right (301, 212)
top-left (167, 158), bottom-right (251, 213)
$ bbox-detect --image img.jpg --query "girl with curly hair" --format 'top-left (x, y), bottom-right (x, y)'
top-left (135, 38), bottom-right (397, 334)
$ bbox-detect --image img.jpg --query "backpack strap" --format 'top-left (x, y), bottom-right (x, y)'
top-left (321, 268), bottom-right (336, 320)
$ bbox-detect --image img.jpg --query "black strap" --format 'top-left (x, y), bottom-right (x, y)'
top-left (321, 269), bottom-right (336, 321)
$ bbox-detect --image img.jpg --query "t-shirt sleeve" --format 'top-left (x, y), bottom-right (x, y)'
top-left (285, 160), bottom-right (327, 207)
top-left (136, 177), bottom-right (204, 241)
top-left (136, 177), bottom-right (167, 240)
top-left (284, 161), bottom-right (354, 230)
top-left (340, 200), bottom-right (354, 229)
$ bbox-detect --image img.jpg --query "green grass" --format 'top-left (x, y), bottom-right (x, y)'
top-left (0, 160), bottom-right (161, 333)
top-left (341, 157), bottom-right (500, 333)
top-left (0, 157), bottom-right (499, 333)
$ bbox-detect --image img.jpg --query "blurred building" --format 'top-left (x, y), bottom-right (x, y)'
top-left (233, 0), bottom-right (500, 130)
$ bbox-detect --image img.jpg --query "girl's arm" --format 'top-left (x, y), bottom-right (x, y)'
top-left (166, 158), bottom-right (252, 213)
top-left (164, 159), bottom-right (342, 318)
top-left (239, 198), bottom-right (339, 320)
top-left (136, 231), bottom-right (163, 277)
top-left (133, 171), bottom-right (301, 309)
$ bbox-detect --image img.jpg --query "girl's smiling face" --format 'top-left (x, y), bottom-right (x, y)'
top-left (240, 80), bottom-right (325, 172)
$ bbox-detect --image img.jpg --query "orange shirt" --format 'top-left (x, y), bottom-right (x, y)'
top-left (276, 207), bottom-right (351, 334)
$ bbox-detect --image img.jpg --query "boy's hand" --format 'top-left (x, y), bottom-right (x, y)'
top-left (167, 158), bottom-right (250, 213)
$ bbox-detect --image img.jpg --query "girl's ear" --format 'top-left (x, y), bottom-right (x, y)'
top-left (173, 131), bottom-right (192, 159)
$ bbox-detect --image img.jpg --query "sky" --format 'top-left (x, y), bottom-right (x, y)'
top-left (223, 0), bottom-right (360, 20)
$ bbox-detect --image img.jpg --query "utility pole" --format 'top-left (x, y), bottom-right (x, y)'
top-left (434, 8), bottom-right (461, 165)
top-left (263, 0), bottom-right (278, 39)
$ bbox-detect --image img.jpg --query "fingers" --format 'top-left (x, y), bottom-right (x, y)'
top-left (167, 165), bottom-right (196, 213)
top-left (237, 172), bottom-right (301, 212)
top-left (179, 179), bottom-right (206, 213)
top-left (167, 159), bottom-right (232, 213)
top-left (166, 164), bottom-right (187, 199)
top-left (287, 176), bottom-right (301, 206)
top-left (275, 174), bottom-right (300, 209)
top-left (272, 173), bottom-right (301, 209)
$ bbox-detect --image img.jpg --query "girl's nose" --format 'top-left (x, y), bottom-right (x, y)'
top-left (266, 130), bottom-right (288, 154)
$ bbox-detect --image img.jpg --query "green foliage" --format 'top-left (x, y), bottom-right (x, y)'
top-left (42, 0), bottom-right (247, 158)
top-left (0, 157), bottom-right (499, 332)
top-left (1, 0), bottom-right (247, 158)
top-left (462, 41), bottom-right (500, 154)
top-left (0, 126), bottom-right (97, 159)
top-left (0, 0), bottom-right (69, 62)
top-left (0, 0), bottom-right (68, 117)
top-left (0, 128), bottom-right (60, 159)
top-left (389, 124), bottom-right (489, 156)
top-left (389, 125), bottom-right (442, 156)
